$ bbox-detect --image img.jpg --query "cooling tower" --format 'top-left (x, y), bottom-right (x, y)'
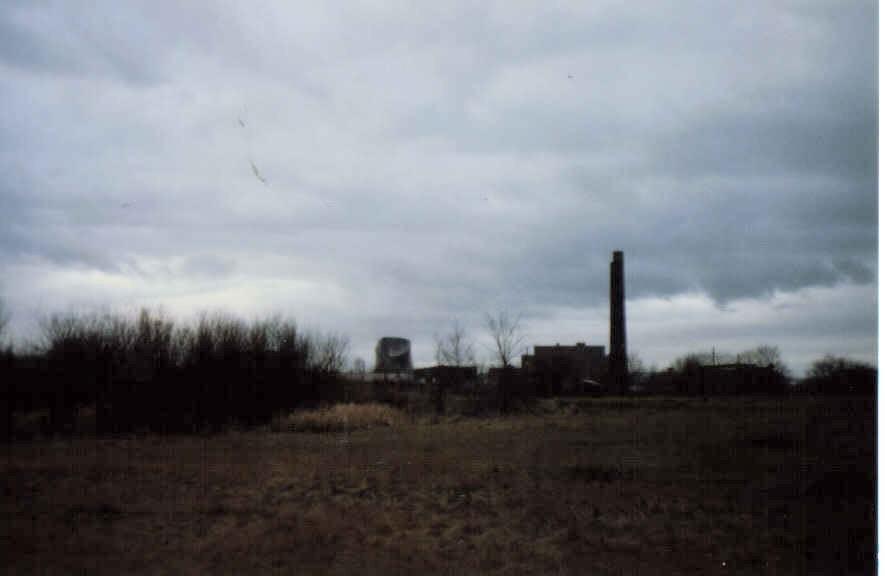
top-left (610, 251), bottom-right (627, 394)
top-left (374, 337), bottom-right (413, 373)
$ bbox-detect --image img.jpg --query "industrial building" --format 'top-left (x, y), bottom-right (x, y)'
top-left (521, 343), bottom-right (606, 396)
top-left (374, 251), bottom-right (628, 396)
top-left (518, 250), bottom-right (626, 396)
top-left (413, 365), bottom-right (478, 393)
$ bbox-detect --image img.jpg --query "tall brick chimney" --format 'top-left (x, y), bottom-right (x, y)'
top-left (610, 250), bottom-right (627, 394)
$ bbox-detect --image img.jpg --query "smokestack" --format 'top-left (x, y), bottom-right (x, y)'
top-left (610, 250), bottom-right (627, 394)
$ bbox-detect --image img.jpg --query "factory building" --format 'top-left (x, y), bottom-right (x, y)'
top-left (521, 343), bottom-right (606, 396)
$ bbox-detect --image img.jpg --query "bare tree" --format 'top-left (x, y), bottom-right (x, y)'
top-left (807, 355), bottom-right (874, 380)
top-left (310, 332), bottom-right (350, 374)
top-left (737, 344), bottom-right (788, 376)
top-left (434, 320), bottom-right (476, 366)
top-left (669, 352), bottom-right (706, 374)
top-left (485, 311), bottom-right (524, 367)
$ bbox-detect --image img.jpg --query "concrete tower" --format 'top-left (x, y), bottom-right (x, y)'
top-left (374, 337), bottom-right (413, 373)
top-left (610, 251), bottom-right (627, 394)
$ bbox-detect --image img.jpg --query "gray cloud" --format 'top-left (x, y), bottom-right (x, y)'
top-left (0, 1), bottom-right (875, 371)
top-left (0, 3), bottom-right (163, 84)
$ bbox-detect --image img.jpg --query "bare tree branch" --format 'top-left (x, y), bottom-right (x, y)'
top-left (484, 311), bottom-right (524, 367)
top-left (309, 332), bottom-right (350, 374)
top-left (434, 319), bottom-right (475, 366)
top-left (737, 344), bottom-right (788, 377)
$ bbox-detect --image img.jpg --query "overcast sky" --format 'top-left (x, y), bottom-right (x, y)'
top-left (0, 1), bottom-right (877, 376)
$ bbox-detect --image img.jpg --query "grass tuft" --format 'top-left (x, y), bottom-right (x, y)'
top-left (272, 403), bottom-right (407, 433)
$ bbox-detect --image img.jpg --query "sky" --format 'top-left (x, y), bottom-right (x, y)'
top-left (0, 1), bottom-right (877, 376)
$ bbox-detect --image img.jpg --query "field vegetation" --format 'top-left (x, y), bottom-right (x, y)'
top-left (0, 308), bottom-right (876, 572)
top-left (271, 403), bottom-right (407, 433)
top-left (1, 396), bottom-right (874, 574)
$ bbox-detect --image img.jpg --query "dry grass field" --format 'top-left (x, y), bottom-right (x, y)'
top-left (1, 397), bottom-right (874, 574)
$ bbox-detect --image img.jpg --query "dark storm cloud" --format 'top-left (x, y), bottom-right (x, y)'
top-left (657, 101), bottom-right (876, 181)
top-left (0, 1), bottom-right (875, 370)
top-left (373, 1), bottom-right (876, 310)
top-left (479, 3), bottom-right (877, 306)
top-left (505, 170), bottom-right (876, 306)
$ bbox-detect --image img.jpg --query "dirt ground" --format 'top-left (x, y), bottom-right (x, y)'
top-left (1, 397), bottom-right (875, 574)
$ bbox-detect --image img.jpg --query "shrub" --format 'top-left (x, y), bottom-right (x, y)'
top-left (272, 403), bottom-right (407, 433)
top-left (5, 309), bottom-right (340, 434)
top-left (799, 355), bottom-right (876, 395)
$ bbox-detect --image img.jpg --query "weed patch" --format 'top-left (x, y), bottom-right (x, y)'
top-left (272, 403), bottom-right (407, 433)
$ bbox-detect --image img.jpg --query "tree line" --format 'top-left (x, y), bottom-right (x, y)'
top-left (0, 302), bottom-right (875, 438)
top-left (635, 346), bottom-right (875, 396)
top-left (0, 308), bottom-right (348, 437)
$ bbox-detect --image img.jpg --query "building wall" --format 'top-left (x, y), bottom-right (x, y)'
top-left (413, 365), bottom-right (478, 393)
top-left (522, 343), bottom-right (606, 396)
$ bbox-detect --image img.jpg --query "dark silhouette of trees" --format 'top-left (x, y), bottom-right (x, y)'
top-left (799, 355), bottom-right (876, 395)
top-left (737, 344), bottom-right (789, 381)
top-left (670, 351), bottom-right (707, 373)
top-left (664, 345), bottom-right (789, 395)
top-left (2, 309), bottom-right (352, 436)
top-left (737, 344), bottom-right (781, 368)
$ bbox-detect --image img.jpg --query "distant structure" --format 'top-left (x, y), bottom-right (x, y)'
top-left (414, 365), bottom-right (478, 393)
top-left (696, 363), bottom-right (780, 395)
top-left (514, 251), bottom-right (627, 397)
top-left (647, 363), bottom-right (783, 396)
top-left (374, 337), bottom-right (413, 373)
top-left (610, 250), bottom-right (627, 395)
top-left (521, 343), bottom-right (606, 396)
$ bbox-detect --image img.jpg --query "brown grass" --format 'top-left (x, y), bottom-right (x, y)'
top-left (0, 396), bottom-right (874, 574)
top-left (271, 403), bottom-right (408, 433)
